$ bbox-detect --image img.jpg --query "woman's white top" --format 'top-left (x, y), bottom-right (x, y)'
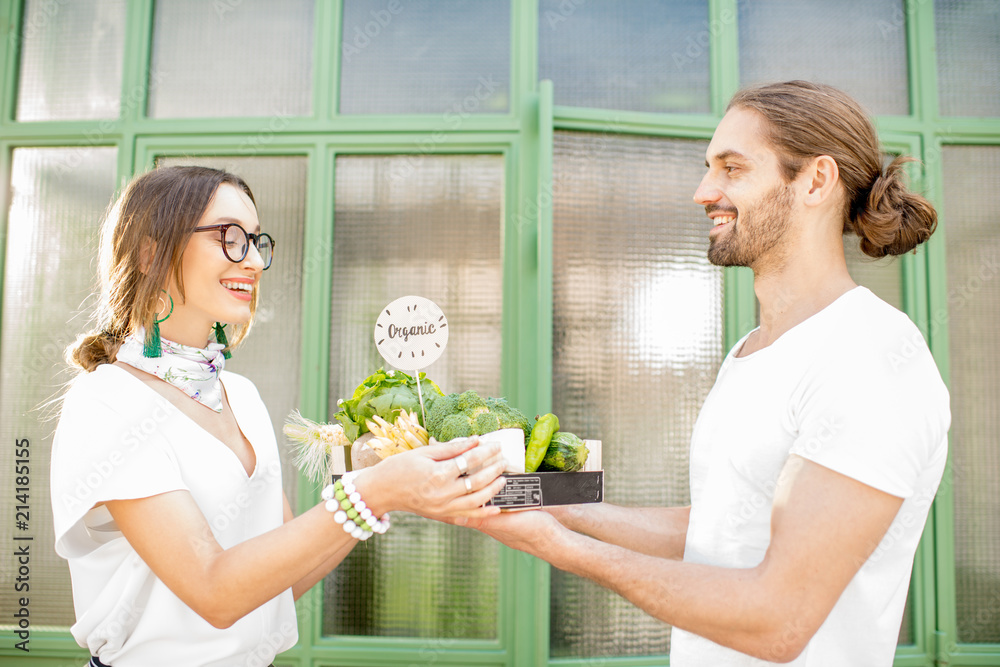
top-left (50, 364), bottom-right (297, 666)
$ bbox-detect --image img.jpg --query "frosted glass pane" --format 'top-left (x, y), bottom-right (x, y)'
top-left (16, 0), bottom-right (126, 120)
top-left (898, 589), bottom-right (913, 645)
top-left (844, 237), bottom-right (903, 312)
top-left (942, 146), bottom-right (1000, 644)
top-left (0, 147), bottom-right (118, 627)
top-left (845, 154), bottom-right (904, 310)
top-left (539, 0), bottom-right (710, 113)
top-left (550, 131), bottom-right (720, 658)
top-left (156, 156), bottom-right (308, 500)
top-left (739, 0), bottom-right (909, 116)
top-left (148, 0), bottom-right (313, 118)
top-left (936, 0), bottom-right (1000, 117)
top-left (339, 0), bottom-right (510, 115)
top-left (324, 155), bottom-right (504, 638)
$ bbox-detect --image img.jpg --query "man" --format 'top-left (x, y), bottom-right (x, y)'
top-left (472, 81), bottom-right (950, 665)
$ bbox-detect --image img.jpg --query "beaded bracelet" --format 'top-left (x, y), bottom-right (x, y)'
top-left (321, 471), bottom-right (390, 541)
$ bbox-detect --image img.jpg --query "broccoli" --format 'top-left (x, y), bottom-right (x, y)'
top-left (427, 390), bottom-right (533, 442)
top-left (457, 390), bottom-right (487, 412)
top-left (439, 413), bottom-right (474, 441)
top-left (487, 397), bottom-right (532, 437)
top-left (473, 411), bottom-right (501, 434)
top-left (425, 393), bottom-right (458, 438)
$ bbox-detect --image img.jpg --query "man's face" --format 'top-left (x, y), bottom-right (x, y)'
top-left (694, 108), bottom-right (798, 271)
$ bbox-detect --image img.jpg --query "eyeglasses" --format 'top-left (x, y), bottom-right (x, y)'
top-left (194, 224), bottom-right (275, 270)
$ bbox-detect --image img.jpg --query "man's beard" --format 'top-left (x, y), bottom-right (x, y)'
top-left (707, 183), bottom-right (795, 270)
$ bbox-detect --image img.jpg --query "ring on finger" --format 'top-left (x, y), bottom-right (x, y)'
top-left (454, 454), bottom-right (469, 476)
top-left (464, 477), bottom-right (473, 494)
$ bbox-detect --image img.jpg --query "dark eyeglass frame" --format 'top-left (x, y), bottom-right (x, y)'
top-left (194, 223), bottom-right (275, 270)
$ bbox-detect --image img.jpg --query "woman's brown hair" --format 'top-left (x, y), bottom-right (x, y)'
top-left (728, 80), bottom-right (938, 258)
top-left (67, 166), bottom-right (258, 372)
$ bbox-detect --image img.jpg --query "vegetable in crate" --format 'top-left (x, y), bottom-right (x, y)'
top-left (425, 390), bottom-right (532, 442)
top-left (283, 410), bottom-right (352, 485)
top-left (525, 413), bottom-right (558, 473)
top-left (333, 368), bottom-right (443, 442)
top-left (538, 431), bottom-right (589, 472)
top-left (365, 410), bottom-right (430, 459)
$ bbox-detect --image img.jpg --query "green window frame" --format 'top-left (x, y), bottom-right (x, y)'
top-left (1, 0), bottom-right (998, 665)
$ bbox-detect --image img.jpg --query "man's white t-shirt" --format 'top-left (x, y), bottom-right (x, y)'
top-left (670, 287), bottom-right (950, 666)
top-left (50, 364), bottom-right (297, 667)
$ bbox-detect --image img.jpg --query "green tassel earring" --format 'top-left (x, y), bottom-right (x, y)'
top-left (214, 322), bottom-right (232, 360)
top-left (143, 291), bottom-right (174, 358)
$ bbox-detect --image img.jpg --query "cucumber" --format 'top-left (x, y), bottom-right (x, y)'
top-left (538, 431), bottom-right (589, 472)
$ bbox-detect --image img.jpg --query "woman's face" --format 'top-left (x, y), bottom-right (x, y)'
top-left (160, 183), bottom-right (264, 347)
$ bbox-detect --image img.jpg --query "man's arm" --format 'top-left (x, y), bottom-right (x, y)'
top-left (547, 504), bottom-right (690, 559)
top-left (477, 454), bottom-right (903, 662)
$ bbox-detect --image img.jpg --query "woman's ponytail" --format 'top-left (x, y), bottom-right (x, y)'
top-left (65, 328), bottom-right (124, 373)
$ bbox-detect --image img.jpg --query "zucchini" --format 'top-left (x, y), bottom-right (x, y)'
top-left (538, 431), bottom-right (589, 472)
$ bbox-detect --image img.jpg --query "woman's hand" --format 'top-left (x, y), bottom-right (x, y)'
top-left (352, 437), bottom-right (507, 524)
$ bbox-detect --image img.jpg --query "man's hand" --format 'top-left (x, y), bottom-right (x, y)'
top-left (465, 455), bottom-right (905, 662)
top-left (467, 508), bottom-right (565, 555)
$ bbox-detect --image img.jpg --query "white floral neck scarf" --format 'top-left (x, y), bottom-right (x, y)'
top-left (116, 329), bottom-right (227, 413)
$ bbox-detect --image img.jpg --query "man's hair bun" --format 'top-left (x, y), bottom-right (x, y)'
top-left (849, 156), bottom-right (938, 258)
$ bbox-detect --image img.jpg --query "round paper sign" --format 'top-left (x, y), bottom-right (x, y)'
top-left (374, 295), bottom-right (449, 371)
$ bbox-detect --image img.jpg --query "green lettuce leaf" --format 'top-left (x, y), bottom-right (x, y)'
top-left (333, 368), bottom-right (443, 442)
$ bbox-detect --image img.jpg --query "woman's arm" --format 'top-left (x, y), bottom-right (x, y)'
top-left (106, 438), bottom-right (506, 628)
top-left (281, 493), bottom-right (356, 600)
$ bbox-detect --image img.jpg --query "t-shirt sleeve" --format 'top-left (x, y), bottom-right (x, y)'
top-left (50, 371), bottom-right (188, 559)
top-left (788, 321), bottom-right (950, 499)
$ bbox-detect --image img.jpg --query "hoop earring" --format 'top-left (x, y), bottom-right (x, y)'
top-left (143, 291), bottom-right (174, 358)
top-left (214, 322), bottom-right (232, 360)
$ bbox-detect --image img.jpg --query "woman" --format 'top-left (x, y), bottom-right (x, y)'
top-left (50, 166), bottom-right (506, 666)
